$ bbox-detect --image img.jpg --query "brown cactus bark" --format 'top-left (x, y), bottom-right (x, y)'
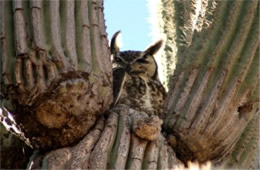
top-left (0, 0), bottom-right (112, 150)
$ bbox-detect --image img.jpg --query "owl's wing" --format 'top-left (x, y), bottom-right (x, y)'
top-left (112, 67), bottom-right (126, 107)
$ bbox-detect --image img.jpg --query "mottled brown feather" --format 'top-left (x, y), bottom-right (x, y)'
top-left (110, 31), bottom-right (165, 116)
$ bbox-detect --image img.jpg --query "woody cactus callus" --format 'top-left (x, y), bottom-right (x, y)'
top-left (0, 0), bottom-right (112, 149)
top-left (160, 0), bottom-right (259, 164)
top-left (27, 108), bottom-right (182, 170)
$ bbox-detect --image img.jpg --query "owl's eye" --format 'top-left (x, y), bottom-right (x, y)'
top-left (114, 57), bottom-right (123, 63)
top-left (136, 58), bottom-right (149, 63)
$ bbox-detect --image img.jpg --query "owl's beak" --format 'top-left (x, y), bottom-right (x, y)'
top-left (126, 64), bottom-right (131, 73)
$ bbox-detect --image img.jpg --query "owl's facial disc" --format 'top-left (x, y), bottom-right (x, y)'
top-left (128, 54), bottom-right (157, 78)
top-left (112, 55), bottom-right (125, 69)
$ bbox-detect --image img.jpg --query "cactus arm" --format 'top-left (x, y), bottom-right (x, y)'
top-left (159, 0), bottom-right (259, 165)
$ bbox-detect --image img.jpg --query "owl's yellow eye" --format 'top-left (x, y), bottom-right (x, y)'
top-left (136, 58), bottom-right (148, 64)
top-left (114, 57), bottom-right (123, 63)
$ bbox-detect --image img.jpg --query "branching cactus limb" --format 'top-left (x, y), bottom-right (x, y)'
top-left (27, 108), bottom-right (184, 169)
top-left (0, 0), bottom-right (112, 149)
top-left (159, 0), bottom-right (259, 165)
top-left (154, 0), bottom-right (218, 88)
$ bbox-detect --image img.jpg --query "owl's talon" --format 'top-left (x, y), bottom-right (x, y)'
top-left (132, 114), bottom-right (162, 141)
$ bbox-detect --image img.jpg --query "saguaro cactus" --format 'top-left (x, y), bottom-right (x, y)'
top-left (1, 0), bottom-right (259, 169)
top-left (0, 0), bottom-right (112, 149)
top-left (159, 0), bottom-right (259, 167)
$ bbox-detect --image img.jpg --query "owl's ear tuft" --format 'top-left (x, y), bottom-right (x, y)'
top-left (110, 31), bottom-right (121, 55)
top-left (144, 40), bottom-right (163, 56)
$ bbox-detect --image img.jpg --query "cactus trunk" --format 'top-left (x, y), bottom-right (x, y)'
top-left (158, 0), bottom-right (259, 167)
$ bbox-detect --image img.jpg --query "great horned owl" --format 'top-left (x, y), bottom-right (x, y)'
top-left (111, 31), bottom-right (166, 116)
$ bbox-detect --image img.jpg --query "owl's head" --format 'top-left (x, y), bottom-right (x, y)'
top-left (110, 31), bottom-right (163, 80)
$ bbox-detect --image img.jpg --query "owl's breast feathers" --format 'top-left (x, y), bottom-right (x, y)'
top-left (117, 74), bottom-right (166, 116)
